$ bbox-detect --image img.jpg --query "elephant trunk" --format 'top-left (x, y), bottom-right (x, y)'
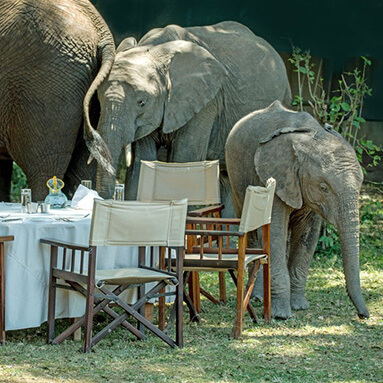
top-left (82, 3), bottom-right (116, 174)
top-left (96, 102), bottom-right (129, 198)
top-left (338, 199), bottom-right (369, 319)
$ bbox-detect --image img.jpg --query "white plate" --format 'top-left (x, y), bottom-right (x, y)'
top-left (26, 217), bottom-right (53, 223)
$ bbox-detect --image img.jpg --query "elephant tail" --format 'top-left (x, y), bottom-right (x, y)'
top-left (83, 10), bottom-right (116, 175)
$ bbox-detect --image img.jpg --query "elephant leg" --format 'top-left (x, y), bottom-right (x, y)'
top-left (64, 138), bottom-right (96, 199)
top-left (288, 209), bottom-right (322, 310)
top-left (269, 197), bottom-right (294, 319)
top-left (10, 122), bottom-right (80, 201)
top-left (0, 155), bottom-right (13, 202)
top-left (168, 102), bottom-right (217, 163)
top-left (125, 136), bottom-right (158, 200)
top-left (220, 170), bottom-right (236, 219)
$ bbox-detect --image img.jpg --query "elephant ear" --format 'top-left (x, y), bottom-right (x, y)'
top-left (116, 37), bottom-right (137, 53)
top-left (159, 40), bottom-right (228, 133)
top-left (255, 127), bottom-right (315, 209)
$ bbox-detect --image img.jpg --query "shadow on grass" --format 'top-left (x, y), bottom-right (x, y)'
top-left (1, 258), bottom-right (382, 383)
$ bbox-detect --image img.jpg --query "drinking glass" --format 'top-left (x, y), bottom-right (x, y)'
top-left (27, 202), bottom-right (39, 214)
top-left (81, 180), bottom-right (92, 189)
top-left (21, 189), bottom-right (32, 213)
top-left (114, 184), bottom-right (125, 201)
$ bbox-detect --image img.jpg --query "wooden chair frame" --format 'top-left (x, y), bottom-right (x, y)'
top-left (41, 239), bottom-right (184, 353)
top-left (137, 160), bottom-right (226, 313)
top-left (184, 216), bottom-right (271, 338)
top-left (0, 235), bottom-right (14, 345)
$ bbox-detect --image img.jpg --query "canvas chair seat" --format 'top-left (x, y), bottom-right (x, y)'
top-left (182, 253), bottom-right (267, 272)
top-left (95, 267), bottom-right (178, 286)
top-left (41, 199), bottom-right (187, 353)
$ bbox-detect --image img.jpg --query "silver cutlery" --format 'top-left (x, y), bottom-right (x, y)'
top-left (1, 218), bottom-right (23, 222)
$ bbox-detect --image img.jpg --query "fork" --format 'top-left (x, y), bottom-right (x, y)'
top-left (55, 217), bottom-right (74, 222)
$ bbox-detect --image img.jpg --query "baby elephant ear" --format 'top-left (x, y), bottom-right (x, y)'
top-left (116, 37), bottom-right (138, 53)
top-left (255, 128), bottom-right (306, 209)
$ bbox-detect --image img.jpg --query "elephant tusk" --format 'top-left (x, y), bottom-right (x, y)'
top-left (125, 144), bottom-right (132, 167)
top-left (87, 153), bottom-right (94, 165)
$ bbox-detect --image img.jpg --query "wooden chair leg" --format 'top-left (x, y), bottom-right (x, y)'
top-left (83, 249), bottom-right (96, 353)
top-left (243, 262), bottom-right (261, 324)
top-left (138, 247), bottom-right (146, 334)
top-left (158, 247), bottom-right (166, 330)
top-left (47, 246), bottom-right (58, 344)
top-left (228, 268), bottom-right (258, 322)
top-left (175, 247), bottom-right (184, 348)
top-left (188, 272), bottom-right (201, 313)
top-left (232, 236), bottom-right (246, 339)
top-left (219, 271), bottom-right (227, 303)
top-left (263, 224), bottom-right (271, 323)
top-left (263, 262), bottom-right (271, 323)
top-left (0, 242), bottom-right (5, 345)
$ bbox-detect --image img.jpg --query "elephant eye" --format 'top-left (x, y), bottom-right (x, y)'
top-left (320, 183), bottom-right (329, 193)
top-left (137, 99), bottom-right (147, 107)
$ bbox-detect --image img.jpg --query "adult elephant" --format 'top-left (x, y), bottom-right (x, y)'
top-left (226, 100), bottom-right (370, 320)
top-left (0, 0), bottom-right (115, 201)
top-left (84, 21), bottom-right (291, 209)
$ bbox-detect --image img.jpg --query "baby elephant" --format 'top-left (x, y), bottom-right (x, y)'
top-left (226, 100), bottom-right (369, 320)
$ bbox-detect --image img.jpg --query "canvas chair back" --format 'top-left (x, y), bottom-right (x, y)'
top-left (89, 199), bottom-right (188, 247)
top-left (239, 178), bottom-right (276, 233)
top-left (137, 160), bottom-right (221, 206)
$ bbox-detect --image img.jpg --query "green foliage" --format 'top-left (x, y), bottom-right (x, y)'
top-left (359, 193), bottom-right (383, 259)
top-left (10, 162), bottom-right (28, 202)
top-left (316, 186), bottom-right (383, 258)
top-left (288, 47), bottom-right (381, 174)
top-left (316, 223), bottom-right (341, 258)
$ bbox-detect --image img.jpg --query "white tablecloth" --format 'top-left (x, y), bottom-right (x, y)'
top-left (0, 202), bottom-right (141, 331)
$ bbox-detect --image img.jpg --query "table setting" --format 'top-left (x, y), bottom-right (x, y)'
top-left (0, 178), bottom-right (141, 332)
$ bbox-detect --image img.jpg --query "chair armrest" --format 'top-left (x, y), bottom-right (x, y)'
top-left (40, 238), bottom-right (91, 252)
top-left (0, 235), bottom-right (14, 242)
top-left (188, 204), bottom-right (224, 217)
top-left (185, 229), bottom-right (245, 237)
top-left (186, 217), bottom-right (240, 225)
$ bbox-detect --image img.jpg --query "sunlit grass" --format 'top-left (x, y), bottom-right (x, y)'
top-left (0, 185), bottom-right (382, 382)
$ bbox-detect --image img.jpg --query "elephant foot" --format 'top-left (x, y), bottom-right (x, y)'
top-left (251, 288), bottom-right (263, 301)
top-left (291, 292), bottom-right (310, 311)
top-left (271, 296), bottom-right (292, 320)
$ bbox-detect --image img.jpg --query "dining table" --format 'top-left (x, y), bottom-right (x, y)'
top-left (0, 202), bottom-right (141, 332)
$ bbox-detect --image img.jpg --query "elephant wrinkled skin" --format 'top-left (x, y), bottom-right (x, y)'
top-left (0, 0), bottom-right (115, 200)
top-left (226, 100), bottom-right (369, 320)
top-left (84, 21), bottom-right (291, 213)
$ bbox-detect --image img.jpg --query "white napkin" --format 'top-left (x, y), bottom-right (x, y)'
top-left (71, 185), bottom-right (103, 210)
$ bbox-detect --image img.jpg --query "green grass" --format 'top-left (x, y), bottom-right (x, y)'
top-left (1, 186), bottom-right (382, 383)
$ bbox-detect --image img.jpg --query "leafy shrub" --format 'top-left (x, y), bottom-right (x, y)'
top-left (288, 47), bottom-right (380, 171)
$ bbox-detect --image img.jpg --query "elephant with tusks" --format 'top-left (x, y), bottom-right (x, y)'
top-left (84, 21), bottom-right (291, 216)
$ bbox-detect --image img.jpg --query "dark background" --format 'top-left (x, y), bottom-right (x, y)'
top-left (91, 0), bottom-right (383, 121)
